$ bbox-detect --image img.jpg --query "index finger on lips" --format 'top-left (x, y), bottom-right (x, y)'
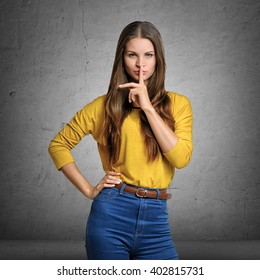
top-left (139, 65), bottom-right (144, 85)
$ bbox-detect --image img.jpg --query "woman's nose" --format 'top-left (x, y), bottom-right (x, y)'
top-left (136, 58), bottom-right (146, 68)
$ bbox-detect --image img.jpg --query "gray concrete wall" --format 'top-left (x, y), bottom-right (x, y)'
top-left (0, 0), bottom-right (259, 240)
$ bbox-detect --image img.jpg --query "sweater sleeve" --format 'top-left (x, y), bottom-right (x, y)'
top-left (163, 93), bottom-right (193, 169)
top-left (48, 95), bottom-right (105, 170)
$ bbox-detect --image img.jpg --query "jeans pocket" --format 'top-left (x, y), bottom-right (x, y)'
top-left (94, 187), bottom-right (119, 201)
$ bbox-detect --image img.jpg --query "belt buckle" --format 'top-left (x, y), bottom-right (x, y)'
top-left (136, 188), bottom-right (147, 198)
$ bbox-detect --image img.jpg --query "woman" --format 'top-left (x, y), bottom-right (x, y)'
top-left (48, 21), bottom-right (193, 260)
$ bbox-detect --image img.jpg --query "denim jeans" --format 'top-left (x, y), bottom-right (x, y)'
top-left (85, 183), bottom-right (179, 260)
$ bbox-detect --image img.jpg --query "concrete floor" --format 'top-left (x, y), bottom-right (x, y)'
top-left (1, 240), bottom-right (260, 260)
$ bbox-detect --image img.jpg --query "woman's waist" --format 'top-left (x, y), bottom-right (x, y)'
top-left (114, 182), bottom-right (172, 200)
top-left (114, 172), bottom-right (173, 189)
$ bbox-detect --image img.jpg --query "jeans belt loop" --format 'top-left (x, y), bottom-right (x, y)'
top-left (156, 189), bottom-right (160, 200)
top-left (119, 182), bottom-right (127, 195)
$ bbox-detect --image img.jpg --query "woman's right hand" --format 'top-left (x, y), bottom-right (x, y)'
top-left (91, 171), bottom-right (122, 199)
top-left (61, 163), bottom-right (122, 200)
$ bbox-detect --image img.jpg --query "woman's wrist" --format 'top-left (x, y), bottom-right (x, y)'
top-left (87, 185), bottom-right (100, 200)
top-left (142, 105), bottom-right (155, 114)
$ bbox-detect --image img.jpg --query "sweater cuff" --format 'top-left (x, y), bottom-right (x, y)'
top-left (163, 139), bottom-right (191, 169)
top-left (49, 150), bottom-right (75, 170)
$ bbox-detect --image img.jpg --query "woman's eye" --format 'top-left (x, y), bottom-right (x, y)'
top-left (145, 53), bottom-right (153, 58)
top-left (128, 53), bottom-right (136, 58)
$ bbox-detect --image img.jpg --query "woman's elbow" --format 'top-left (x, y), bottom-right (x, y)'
top-left (174, 156), bottom-right (191, 169)
top-left (174, 149), bottom-right (192, 169)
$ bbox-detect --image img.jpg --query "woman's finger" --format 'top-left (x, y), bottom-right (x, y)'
top-left (107, 171), bottom-right (121, 176)
top-left (99, 171), bottom-right (122, 188)
top-left (118, 82), bottom-right (139, 89)
top-left (105, 175), bottom-right (121, 184)
top-left (139, 66), bottom-right (144, 85)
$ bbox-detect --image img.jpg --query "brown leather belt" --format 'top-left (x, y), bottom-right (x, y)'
top-left (115, 182), bottom-right (172, 200)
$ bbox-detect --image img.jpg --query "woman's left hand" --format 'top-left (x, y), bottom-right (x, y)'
top-left (119, 66), bottom-right (153, 111)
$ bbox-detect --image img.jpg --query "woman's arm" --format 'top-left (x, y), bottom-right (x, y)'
top-left (48, 96), bottom-right (122, 199)
top-left (119, 67), bottom-right (192, 167)
top-left (119, 67), bottom-right (178, 153)
top-left (142, 106), bottom-right (178, 153)
top-left (61, 162), bottom-right (97, 199)
top-left (61, 162), bottom-right (121, 200)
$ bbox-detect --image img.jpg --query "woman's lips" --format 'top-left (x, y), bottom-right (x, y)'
top-left (133, 71), bottom-right (146, 75)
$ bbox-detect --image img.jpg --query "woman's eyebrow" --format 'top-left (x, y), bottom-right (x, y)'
top-left (125, 50), bottom-right (155, 53)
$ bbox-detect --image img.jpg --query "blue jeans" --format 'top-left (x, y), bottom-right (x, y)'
top-left (85, 183), bottom-right (179, 260)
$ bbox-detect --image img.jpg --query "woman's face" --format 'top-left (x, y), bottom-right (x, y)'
top-left (123, 37), bottom-right (156, 85)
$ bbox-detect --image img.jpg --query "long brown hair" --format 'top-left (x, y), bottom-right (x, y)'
top-left (103, 21), bottom-right (174, 166)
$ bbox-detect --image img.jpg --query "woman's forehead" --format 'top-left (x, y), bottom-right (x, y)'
top-left (125, 37), bottom-right (154, 52)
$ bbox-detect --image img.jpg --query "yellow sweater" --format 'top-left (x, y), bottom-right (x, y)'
top-left (48, 92), bottom-right (193, 189)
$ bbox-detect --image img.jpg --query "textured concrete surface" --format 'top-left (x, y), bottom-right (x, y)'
top-left (1, 240), bottom-right (260, 260)
top-left (0, 0), bottom-right (260, 240)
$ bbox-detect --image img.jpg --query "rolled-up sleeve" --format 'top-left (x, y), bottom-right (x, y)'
top-left (163, 94), bottom-right (193, 169)
top-left (48, 95), bottom-right (105, 170)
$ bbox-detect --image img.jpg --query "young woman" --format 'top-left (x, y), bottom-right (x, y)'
top-left (48, 21), bottom-right (193, 260)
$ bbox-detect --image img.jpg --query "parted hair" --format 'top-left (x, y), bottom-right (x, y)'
top-left (103, 21), bottom-right (174, 166)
